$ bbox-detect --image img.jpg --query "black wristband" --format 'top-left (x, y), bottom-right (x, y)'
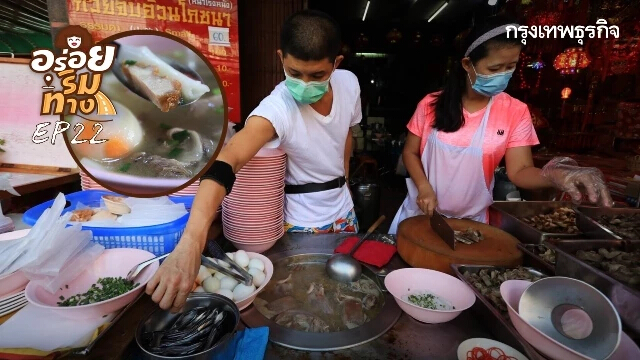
top-left (201, 160), bottom-right (236, 194)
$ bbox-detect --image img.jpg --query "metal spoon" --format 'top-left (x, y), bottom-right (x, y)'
top-left (326, 215), bottom-right (386, 283)
top-left (110, 41), bottom-right (204, 107)
top-left (126, 253), bottom-right (170, 281)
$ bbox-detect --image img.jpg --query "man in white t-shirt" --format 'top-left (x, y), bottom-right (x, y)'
top-left (147, 10), bottom-right (362, 311)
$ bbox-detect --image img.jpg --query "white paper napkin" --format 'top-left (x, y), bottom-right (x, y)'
top-left (0, 304), bottom-right (114, 351)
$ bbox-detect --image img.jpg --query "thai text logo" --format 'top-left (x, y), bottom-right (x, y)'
top-left (29, 25), bottom-right (116, 145)
top-left (507, 19), bottom-right (619, 46)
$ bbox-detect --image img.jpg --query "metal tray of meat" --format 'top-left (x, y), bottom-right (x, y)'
top-left (544, 239), bottom-right (640, 336)
top-left (575, 206), bottom-right (640, 240)
top-left (489, 201), bottom-right (581, 244)
top-left (451, 264), bottom-right (549, 360)
top-left (70, 291), bottom-right (145, 355)
top-left (516, 243), bottom-right (556, 275)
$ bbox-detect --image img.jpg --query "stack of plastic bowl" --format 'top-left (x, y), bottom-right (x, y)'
top-left (222, 148), bottom-right (286, 253)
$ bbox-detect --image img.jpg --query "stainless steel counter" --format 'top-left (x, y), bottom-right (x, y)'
top-left (249, 233), bottom-right (494, 360)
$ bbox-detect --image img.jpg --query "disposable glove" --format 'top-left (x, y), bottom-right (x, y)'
top-left (541, 157), bottom-right (613, 207)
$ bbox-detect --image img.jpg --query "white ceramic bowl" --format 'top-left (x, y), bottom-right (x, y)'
top-left (457, 338), bottom-right (529, 360)
top-left (384, 268), bottom-right (475, 324)
top-left (25, 248), bottom-right (157, 320)
top-left (500, 280), bottom-right (595, 360)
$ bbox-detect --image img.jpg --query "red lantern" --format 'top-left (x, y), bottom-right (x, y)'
top-left (561, 87), bottom-right (572, 99)
top-left (386, 28), bottom-right (402, 44)
top-left (553, 47), bottom-right (591, 74)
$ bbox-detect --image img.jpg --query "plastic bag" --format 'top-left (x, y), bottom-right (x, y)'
top-left (541, 157), bottom-right (613, 207)
top-left (0, 193), bottom-right (105, 292)
top-left (29, 241), bottom-right (104, 293)
top-left (0, 173), bottom-right (20, 196)
top-left (0, 193), bottom-right (66, 275)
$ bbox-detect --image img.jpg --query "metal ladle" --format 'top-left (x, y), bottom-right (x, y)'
top-left (326, 215), bottom-right (386, 283)
top-left (109, 41), bottom-right (204, 107)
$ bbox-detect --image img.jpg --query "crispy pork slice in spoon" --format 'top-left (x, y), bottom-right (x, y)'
top-left (114, 43), bottom-right (211, 111)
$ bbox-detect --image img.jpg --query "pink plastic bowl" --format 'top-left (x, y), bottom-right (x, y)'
top-left (500, 280), bottom-right (594, 360)
top-left (610, 332), bottom-right (640, 360)
top-left (234, 252), bottom-right (274, 311)
top-left (25, 248), bottom-right (157, 320)
top-left (0, 271), bottom-right (29, 297)
top-left (384, 268), bottom-right (475, 323)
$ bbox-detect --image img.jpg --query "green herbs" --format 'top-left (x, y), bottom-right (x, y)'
top-left (118, 163), bottom-right (132, 173)
top-left (0, 138), bottom-right (5, 152)
top-left (124, 60), bottom-right (137, 66)
top-left (57, 277), bottom-right (139, 306)
top-left (159, 123), bottom-right (172, 130)
top-left (163, 129), bottom-right (190, 159)
top-left (171, 130), bottom-right (190, 143)
top-left (167, 147), bottom-right (184, 159)
top-left (407, 293), bottom-right (455, 310)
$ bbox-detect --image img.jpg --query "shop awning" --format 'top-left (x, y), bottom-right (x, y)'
top-left (0, 0), bottom-right (51, 55)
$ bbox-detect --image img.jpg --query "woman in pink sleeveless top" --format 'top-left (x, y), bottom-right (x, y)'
top-left (389, 16), bottom-right (612, 233)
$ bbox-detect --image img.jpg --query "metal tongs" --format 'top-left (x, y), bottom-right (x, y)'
top-left (201, 241), bottom-right (253, 286)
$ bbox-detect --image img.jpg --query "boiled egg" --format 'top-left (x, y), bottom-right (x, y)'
top-left (67, 100), bottom-right (143, 161)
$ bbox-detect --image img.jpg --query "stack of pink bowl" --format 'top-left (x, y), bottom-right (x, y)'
top-left (81, 171), bottom-right (202, 197)
top-left (222, 148), bottom-right (286, 253)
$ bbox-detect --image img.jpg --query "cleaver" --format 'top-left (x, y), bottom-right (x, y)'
top-left (430, 211), bottom-right (455, 250)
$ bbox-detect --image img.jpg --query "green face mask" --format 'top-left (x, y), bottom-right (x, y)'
top-left (283, 69), bottom-right (332, 104)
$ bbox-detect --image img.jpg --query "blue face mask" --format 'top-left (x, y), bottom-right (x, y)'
top-left (469, 64), bottom-right (514, 97)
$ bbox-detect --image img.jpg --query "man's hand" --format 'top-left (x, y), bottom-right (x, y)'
top-left (146, 236), bottom-right (201, 312)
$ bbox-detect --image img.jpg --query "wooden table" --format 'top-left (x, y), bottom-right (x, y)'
top-left (0, 170), bottom-right (79, 201)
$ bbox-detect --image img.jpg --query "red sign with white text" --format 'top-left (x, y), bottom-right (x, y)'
top-left (65, 0), bottom-right (241, 123)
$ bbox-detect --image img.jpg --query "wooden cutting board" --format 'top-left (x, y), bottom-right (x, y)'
top-left (397, 215), bottom-right (522, 275)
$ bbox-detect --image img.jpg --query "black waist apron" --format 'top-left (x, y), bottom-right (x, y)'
top-left (284, 176), bottom-right (347, 194)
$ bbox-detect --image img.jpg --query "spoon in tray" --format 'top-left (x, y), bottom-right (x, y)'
top-left (326, 215), bottom-right (386, 283)
top-left (109, 41), bottom-right (204, 107)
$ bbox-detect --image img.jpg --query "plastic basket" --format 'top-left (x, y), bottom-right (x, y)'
top-left (23, 190), bottom-right (194, 256)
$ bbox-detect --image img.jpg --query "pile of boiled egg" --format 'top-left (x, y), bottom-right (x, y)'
top-left (194, 250), bottom-right (266, 302)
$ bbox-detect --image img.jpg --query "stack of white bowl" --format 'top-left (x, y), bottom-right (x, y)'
top-left (222, 148), bottom-right (286, 253)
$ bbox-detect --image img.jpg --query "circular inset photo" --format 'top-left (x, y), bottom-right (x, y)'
top-left (63, 31), bottom-right (227, 197)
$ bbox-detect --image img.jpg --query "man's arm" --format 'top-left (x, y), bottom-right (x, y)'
top-left (344, 127), bottom-right (353, 179)
top-left (181, 116), bottom-right (277, 252)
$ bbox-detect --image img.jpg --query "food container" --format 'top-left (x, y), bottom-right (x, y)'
top-left (516, 243), bottom-right (556, 275)
top-left (22, 190), bottom-right (194, 256)
top-left (457, 338), bottom-right (528, 360)
top-left (25, 248), bottom-right (157, 320)
top-left (384, 268), bottom-right (475, 324)
top-left (544, 239), bottom-right (640, 336)
top-left (489, 201), bottom-right (583, 244)
top-left (102, 195), bottom-right (131, 215)
top-left (501, 280), bottom-right (594, 360)
top-left (232, 252), bottom-right (273, 311)
top-left (136, 293), bottom-right (240, 360)
top-left (451, 264), bottom-right (548, 360)
top-left (575, 206), bottom-right (640, 240)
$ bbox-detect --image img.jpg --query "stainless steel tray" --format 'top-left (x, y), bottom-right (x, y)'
top-left (489, 201), bottom-right (581, 244)
top-left (516, 243), bottom-right (556, 275)
top-left (451, 264), bottom-right (548, 360)
top-left (70, 291), bottom-right (145, 355)
top-left (544, 239), bottom-right (640, 336)
top-left (575, 206), bottom-right (640, 240)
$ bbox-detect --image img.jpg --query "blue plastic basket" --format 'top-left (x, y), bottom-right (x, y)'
top-left (23, 190), bottom-right (194, 256)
